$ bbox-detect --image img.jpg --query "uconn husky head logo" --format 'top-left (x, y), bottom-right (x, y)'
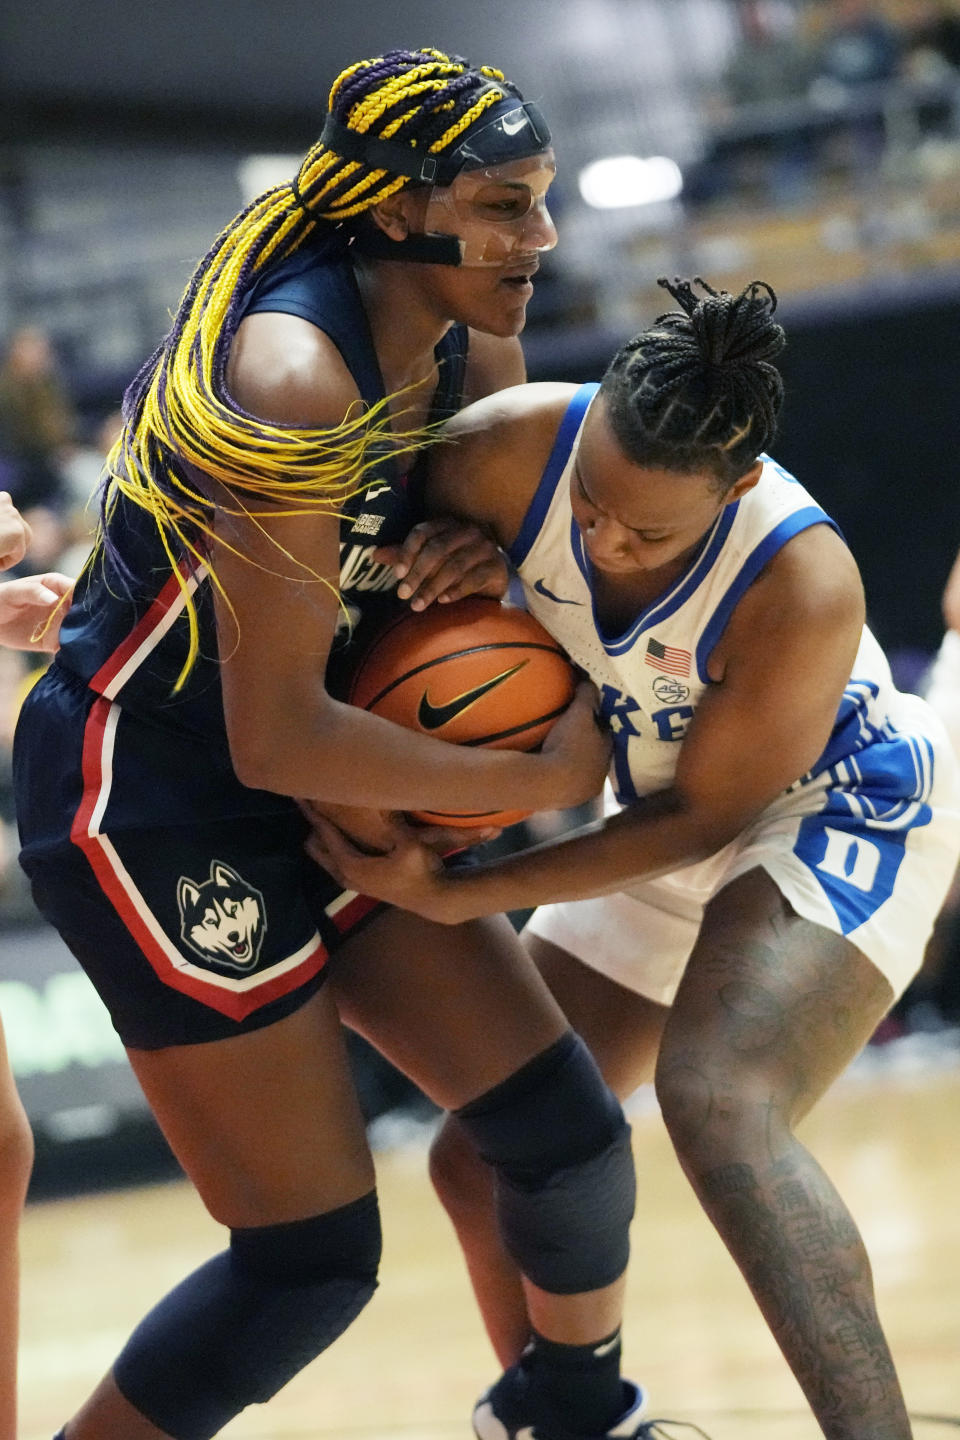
top-left (177, 862), bottom-right (266, 971)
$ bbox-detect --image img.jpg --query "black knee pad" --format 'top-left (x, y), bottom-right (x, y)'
top-left (114, 1190), bottom-right (382, 1440)
top-left (455, 1031), bottom-right (635, 1294)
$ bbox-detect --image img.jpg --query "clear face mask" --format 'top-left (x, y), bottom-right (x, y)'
top-left (421, 151), bottom-right (558, 267)
top-left (343, 97), bottom-right (558, 269)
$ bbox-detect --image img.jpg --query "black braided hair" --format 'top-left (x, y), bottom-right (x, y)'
top-left (600, 276), bottom-right (786, 490)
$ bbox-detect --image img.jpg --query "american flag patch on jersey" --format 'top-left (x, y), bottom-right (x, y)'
top-left (645, 637), bottom-right (691, 677)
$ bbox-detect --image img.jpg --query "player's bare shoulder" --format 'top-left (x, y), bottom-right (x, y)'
top-left (765, 523), bottom-right (864, 625)
top-left (428, 383), bottom-right (578, 544)
top-left (226, 310), bottom-right (359, 429)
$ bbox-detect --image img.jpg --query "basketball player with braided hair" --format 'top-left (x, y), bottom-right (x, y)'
top-left (14, 48), bottom-right (654, 1440)
top-left (313, 278), bottom-right (960, 1440)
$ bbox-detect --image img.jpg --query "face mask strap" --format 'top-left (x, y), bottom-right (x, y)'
top-left (352, 223), bottom-right (464, 267)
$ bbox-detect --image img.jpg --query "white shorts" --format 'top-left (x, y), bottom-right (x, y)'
top-left (525, 692), bottom-right (960, 1006)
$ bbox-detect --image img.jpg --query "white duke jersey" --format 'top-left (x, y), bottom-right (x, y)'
top-left (512, 383), bottom-right (960, 996)
top-left (509, 382), bottom-right (905, 807)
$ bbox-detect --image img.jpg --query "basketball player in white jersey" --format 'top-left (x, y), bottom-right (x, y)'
top-left (312, 277), bottom-right (960, 1440)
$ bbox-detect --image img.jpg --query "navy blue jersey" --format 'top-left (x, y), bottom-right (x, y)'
top-left (14, 245), bottom-right (467, 1039)
top-left (42, 248), bottom-right (468, 826)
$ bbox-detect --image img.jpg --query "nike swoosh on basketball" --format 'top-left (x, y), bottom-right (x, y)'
top-left (417, 662), bottom-right (526, 730)
top-left (533, 578), bottom-right (584, 605)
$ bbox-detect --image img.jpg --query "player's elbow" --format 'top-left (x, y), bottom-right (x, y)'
top-left (673, 791), bottom-right (757, 861)
top-left (225, 689), bottom-right (331, 795)
top-left (229, 731), bottom-right (280, 792)
top-left (680, 809), bottom-right (744, 864)
top-left (226, 711), bottom-right (284, 790)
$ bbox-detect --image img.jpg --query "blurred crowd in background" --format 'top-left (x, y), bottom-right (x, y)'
top-left (519, 0), bottom-right (960, 343)
top-left (5, 1), bottom-right (960, 413)
top-left (2, 0), bottom-right (960, 1151)
top-left (0, 325), bottom-right (117, 929)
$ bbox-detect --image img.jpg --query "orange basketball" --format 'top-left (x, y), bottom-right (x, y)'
top-left (348, 597), bottom-right (577, 827)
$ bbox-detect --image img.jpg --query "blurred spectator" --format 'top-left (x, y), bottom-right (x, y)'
top-left (901, 0), bottom-right (960, 136)
top-left (810, 0), bottom-right (903, 92)
top-left (0, 399), bottom-right (111, 591)
top-left (0, 326), bottom-right (77, 514)
top-left (902, 0), bottom-right (960, 77)
top-left (702, 0), bottom-right (819, 206)
top-left (61, 408), bottom-right (122, 511)
top-left (806, 0), bottom-right (906, 177)
top-left (0, 383), bottom-right (107, 927)
top-left (723, 0), bottom-right (816, 108)
top-left (57, 408), bottom-right (122, 576)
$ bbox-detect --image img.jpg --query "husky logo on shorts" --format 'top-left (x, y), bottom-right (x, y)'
top-left (176, 861), bottom-right (267, 971)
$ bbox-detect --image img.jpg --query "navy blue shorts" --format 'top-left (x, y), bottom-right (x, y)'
top-left (15, 665), bottom-right (384, 1050)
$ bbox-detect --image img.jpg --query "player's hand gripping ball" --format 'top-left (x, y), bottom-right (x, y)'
top-left (349, 597), bottom-right (577, 827)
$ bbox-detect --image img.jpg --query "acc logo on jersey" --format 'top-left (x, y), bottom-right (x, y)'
top-left (652, 675), bottom-right (690, 704)
top-left (177, 861), bottom-right (267, 972)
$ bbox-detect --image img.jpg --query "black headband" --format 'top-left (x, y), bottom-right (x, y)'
top-left (319, 97), bottom-right (551, 188)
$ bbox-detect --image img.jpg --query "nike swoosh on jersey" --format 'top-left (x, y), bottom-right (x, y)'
top-left (417, 662), bottom-right (526, 730)
top-left (533, 578), bottom-right (584, 605)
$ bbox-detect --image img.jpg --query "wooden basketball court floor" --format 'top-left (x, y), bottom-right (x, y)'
top-left (17, 1045), bottom-right (960, 1440)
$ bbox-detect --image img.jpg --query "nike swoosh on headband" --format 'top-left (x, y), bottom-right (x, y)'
top-left (533, 578), bottom-right (584, 605)
top-left (417, 662), bottom-right (526, 730)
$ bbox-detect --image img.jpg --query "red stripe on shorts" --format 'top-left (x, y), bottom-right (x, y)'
top-left (70, 694), bottom-right (329, 1022)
